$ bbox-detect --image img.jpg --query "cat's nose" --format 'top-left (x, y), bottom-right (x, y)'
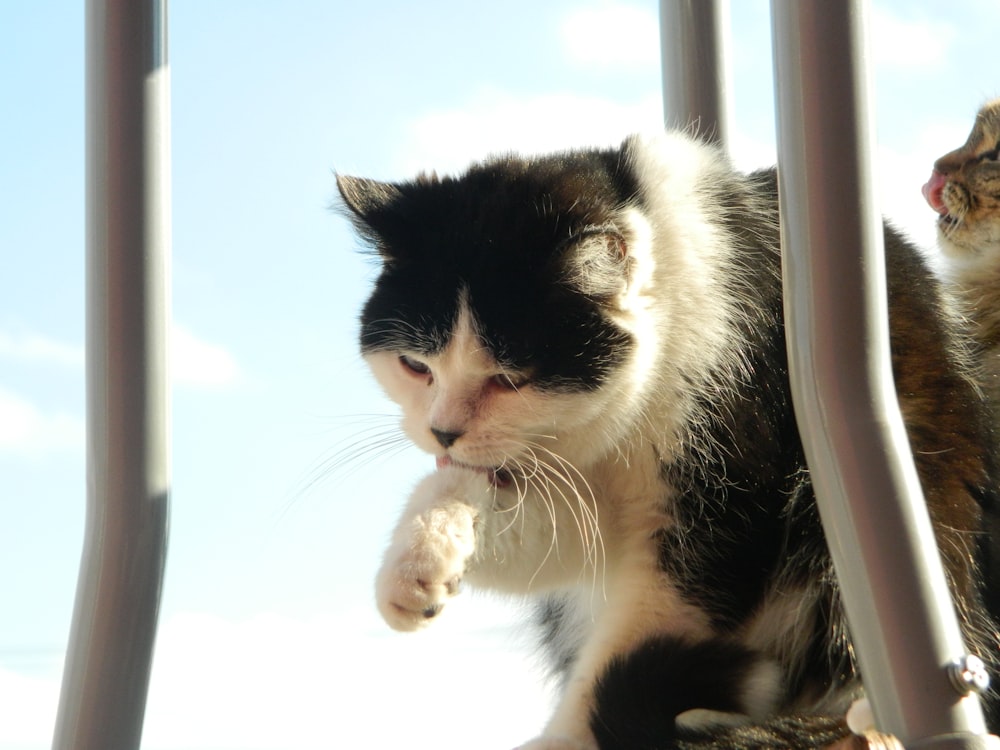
top-left (431, 427), bottom-right (464, 448)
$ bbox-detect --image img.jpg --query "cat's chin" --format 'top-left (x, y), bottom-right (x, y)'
top-left (435, 455), bottom-right (513, 489)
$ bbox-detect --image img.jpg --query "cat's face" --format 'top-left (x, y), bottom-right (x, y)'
top-left (923, 98), bottom-right (1000, 260)
top-left (338, 154), bottom-right (654, 477)
top-left (360, 305), bottom-right (619, 487)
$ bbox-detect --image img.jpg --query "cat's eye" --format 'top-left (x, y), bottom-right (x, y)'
top-left (976, 141), bottom-right (1000, 162)
top-left (399, 354), bottom-right (431, 377)
top-left (492, 372), bottom-right (530, 391)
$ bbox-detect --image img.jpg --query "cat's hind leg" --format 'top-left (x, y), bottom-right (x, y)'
top-left (591, 635), bottom-right (784, 749)
top-left (514, 634), bottom-right (784, 750)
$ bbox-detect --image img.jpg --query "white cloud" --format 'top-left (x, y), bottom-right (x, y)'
top-left (0, 387), bottom-right (83, 457)
top-left (397, 86), bottom-right (784, 185)
top-left (0, 665), bottom-right (60, 749)
top-left (0, 324), bottom-right (241, 456)
top-left (0, 330), bottom-right (83, 368)
top-left (869, 5), bottom-right (955, 68)
top-left (396, 83), bottom-right (956, 273)
top-left (139, 602), bottom-right (554, 750)
top-left (560, 4), bottom-right (659, 68)
top-left (171, 324), bottom-right (243, 389)
top-left (397, 89), bottom-right (663, 176)
top-left (557, 3), bottom-right (955, 73)
top-left (729, 129), bottom-right (777, 173)
top-left (1, 602), bottom-right (554, 750)
top-left (0, 325), bottom-right (242, 390)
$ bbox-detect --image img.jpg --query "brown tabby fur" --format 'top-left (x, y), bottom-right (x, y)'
top-left (925, 102), bottom-right (1000, 745)
top-left (930, 98), bottom-right (1000, 384)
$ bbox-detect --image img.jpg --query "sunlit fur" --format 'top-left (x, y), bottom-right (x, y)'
top-left (340, 131), bottom-right (1000, 750)
top-left (928, 99), bottom-right (1000, 420)
top-left (930, 98), bottom-right (1000, 269)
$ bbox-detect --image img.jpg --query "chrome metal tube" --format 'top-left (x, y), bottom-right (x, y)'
top-left (52, 1), bottom-right (171, 748)
top-left (659, 0), bottom-right (731, 149)
top-left (770, 1), bottom-right (995, 747)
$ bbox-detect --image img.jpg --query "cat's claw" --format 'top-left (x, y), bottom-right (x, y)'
top-left (375, 494), bottom-right (476, 632)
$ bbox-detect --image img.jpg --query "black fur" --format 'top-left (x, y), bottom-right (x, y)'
top-left (591, 636), bottom-right (770, 749)
top-left (653, 167), bottom-right (843, 691)
top-left (342, 151), bottom-right (642, 390)
top-left (340, 136), bottom-right (1000, 749)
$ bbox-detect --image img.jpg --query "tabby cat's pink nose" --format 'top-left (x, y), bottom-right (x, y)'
top-left (922, 170), bottom-right (948, 215)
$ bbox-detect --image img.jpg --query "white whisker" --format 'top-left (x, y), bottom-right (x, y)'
top-left (278, 415), bottom-right (412, 523)
top-left (529, 448), bottom-right (606, 599)
top-left (520, 456), bottom-right (562, 592)
top-left (496, 440), bottom-right (608, 603)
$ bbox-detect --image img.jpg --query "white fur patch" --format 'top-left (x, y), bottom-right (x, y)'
top-left (675, 709), bottom-right (752, 731)
top-left (375, 469), bottom-right (483, 631)
top-left (362, 131), bottom-right (792, 750)
top-left (515, 737), bottom-right (596, 750)
top-left (846, 696), bottom-right (874, 735)
top-left (739, 658), bottom-right (784, 718)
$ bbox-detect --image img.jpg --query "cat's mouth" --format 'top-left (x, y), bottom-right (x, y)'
top-left (922, 170), bottom-right (962, 229)
top-left (436, 455), bottom-right (514, 489)
top-left (923, 170), bottom-right (950, 217)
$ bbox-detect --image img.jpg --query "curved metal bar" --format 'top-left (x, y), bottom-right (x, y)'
top-left (770, 1), bottom-right (996, 747)
top-left (52, 1), bottom-right (171, 748)
top-left (658, 0), bottom-right (731, 150)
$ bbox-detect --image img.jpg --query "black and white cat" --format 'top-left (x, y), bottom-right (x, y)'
top-left (338, 131), bottom-right (1000, 750)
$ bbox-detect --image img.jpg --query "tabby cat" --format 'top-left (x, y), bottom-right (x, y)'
top-left (339, 130), bottom-right (1000, 750)
top-left (924, 97), bottom-right (1000, 408)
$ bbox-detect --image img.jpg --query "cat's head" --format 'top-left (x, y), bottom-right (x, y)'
top-left (337, 148), bottom-right (656, 479)
top-left (923, 98), bottom-right (1000, 263)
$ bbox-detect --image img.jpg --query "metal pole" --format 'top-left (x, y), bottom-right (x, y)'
top-left (770, 1), bottom-right (996, 747)
top-left (52, 1), bottom-right (171, 748)
top-left (659, 0), bottom-right (731, 150)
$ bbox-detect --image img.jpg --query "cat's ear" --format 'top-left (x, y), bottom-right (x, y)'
top-left (335, 175), bottom-right (407, 255)
top-left (336, 175), bottom-right (402, 218)
top-left (563, 226), bottom-right (633, 299)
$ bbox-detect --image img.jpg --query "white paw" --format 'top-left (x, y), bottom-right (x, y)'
top-left (376, 497), bottom-right (476, 631)
top-left (514, 737), bottom-right (596, 750)
top-left (846, 696), bottom-right (874, 735)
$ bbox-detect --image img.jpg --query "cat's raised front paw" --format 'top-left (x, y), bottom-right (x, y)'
top-left (376, 498), bottom-right (476, 631)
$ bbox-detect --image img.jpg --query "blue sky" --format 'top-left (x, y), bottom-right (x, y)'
top-left (1, 1), bottom-right (997, 748)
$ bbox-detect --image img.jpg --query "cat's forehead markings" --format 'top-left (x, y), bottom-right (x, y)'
top-left (434, 293), bottom-right (497, 377)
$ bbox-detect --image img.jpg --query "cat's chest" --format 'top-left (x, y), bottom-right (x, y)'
top-left (583, 448), bottom-right (680, 542)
